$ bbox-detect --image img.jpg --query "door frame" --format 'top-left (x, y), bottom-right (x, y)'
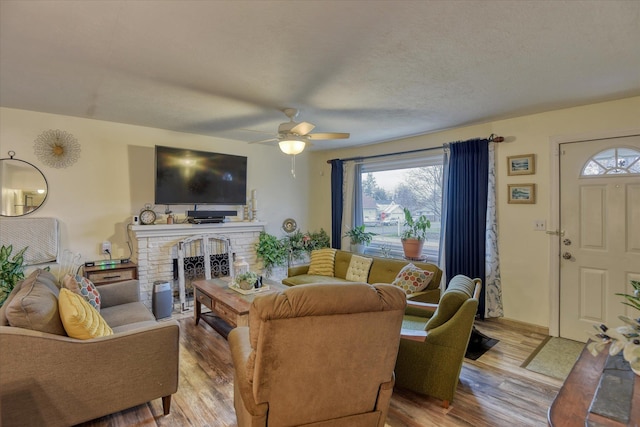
top-left (548, 128), bottom-right (640, 337)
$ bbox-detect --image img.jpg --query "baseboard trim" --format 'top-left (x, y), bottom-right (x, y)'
top-left (483, 317), bottom-right (549, 336)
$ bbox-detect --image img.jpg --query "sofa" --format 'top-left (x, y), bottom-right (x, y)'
top-left (0, 269), bottom-right (180, 427)
top-left (284, 249), bottom-right (443, 303)
top-left (229, 282), bottom-right (407, 426)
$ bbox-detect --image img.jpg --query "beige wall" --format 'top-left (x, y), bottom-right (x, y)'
top-left (0, 107), bottom-right (313, 263)
top-left (310, 96), bottom-right (640, 327)
top-left (2, 96), bottom-right (639, 327)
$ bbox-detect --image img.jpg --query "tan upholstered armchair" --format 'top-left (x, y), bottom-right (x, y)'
top-left (395, 274), bottom-right (482, 408)
top-left (228, 282), bottom-right (407, 427)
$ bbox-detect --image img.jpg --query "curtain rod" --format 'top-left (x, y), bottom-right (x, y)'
top-left (326, 134), bottom-right (503, 164)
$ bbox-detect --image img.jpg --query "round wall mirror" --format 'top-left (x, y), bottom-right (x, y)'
top-left (1, 154), bottom-right (48, 217)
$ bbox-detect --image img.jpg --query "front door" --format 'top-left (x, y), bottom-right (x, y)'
top-left (559, 135), bottom-right (640, 341)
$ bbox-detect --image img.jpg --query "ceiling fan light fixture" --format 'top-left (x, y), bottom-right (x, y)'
top-left (279, 138), bottom-right (306, 155)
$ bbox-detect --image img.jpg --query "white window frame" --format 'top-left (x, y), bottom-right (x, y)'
top-left (356, 150), bottom-right (444, 264)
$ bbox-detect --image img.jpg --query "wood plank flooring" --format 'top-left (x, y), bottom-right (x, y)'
top-left (78, 316), bottom-right (562, 427)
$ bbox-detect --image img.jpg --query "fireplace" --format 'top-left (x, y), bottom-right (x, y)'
top-left (173, 234), bottom-right (234, 311)
top-left (131, 222), bottom-right (265, 309)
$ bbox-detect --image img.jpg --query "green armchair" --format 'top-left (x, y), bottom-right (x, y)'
top-left (395, 274), bottom-right (482, 408)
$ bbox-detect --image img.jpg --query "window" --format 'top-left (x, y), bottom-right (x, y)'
top-left (581, 147), bottom-right (640, 176)
top-left (357, 152), bottom-right (444, 263)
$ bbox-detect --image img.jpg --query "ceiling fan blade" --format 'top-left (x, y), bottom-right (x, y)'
top-left (249, 137), bottom-right (278, 144)
top-left (290, 121), bottom-right (315, 136)
top-left (307, 132), bottom-right (350, 140)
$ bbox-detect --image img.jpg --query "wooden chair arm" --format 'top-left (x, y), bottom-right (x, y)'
top-left (406, 300), bottom-right (438, 312)
top-left (472, 279), bottom-right (482, 299)
top-left (400, 328), bottom-right (428, 342)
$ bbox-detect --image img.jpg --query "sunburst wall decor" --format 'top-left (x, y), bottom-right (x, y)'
top-left (33, 129), bottom-right (81, 168)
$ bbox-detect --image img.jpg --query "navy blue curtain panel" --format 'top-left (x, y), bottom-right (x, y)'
top-left (444, 139), bottom-right (489, 318)
top-left (330, 159), bottom-right (344, 249)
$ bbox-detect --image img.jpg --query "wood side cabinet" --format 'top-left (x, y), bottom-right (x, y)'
top-left (84, 262), bottom-right (138, 285)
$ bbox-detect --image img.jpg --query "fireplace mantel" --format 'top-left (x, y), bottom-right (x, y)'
top-left (131, 221), bottom-right (266, 309)
top-left (131, 221), bottom-right (266, 238)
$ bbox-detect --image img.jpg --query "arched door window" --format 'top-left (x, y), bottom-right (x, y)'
top-left (581, 147), bottom-right (640, 176)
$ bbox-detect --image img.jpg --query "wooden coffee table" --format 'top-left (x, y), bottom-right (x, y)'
top-left (193, 277), bottom-right (287, 329)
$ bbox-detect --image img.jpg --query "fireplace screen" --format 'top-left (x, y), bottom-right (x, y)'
top-left (175, 234), bottom-right (233, 311)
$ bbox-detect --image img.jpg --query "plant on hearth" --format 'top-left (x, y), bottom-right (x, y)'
top-left (255, 229), bottom-right (331, 275)
top-left (255, 231), bottom-right (288, 276)
top-left (0, 245), bottom-right (27, 307)
top-left (586, 280), bottom-right (640, 375)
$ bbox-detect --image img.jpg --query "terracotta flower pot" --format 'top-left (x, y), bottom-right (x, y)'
top-left (401, 238), bottom-right (424, 259)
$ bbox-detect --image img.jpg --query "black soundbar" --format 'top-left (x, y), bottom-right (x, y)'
top-left (187, 210), bottom-right (237, 219)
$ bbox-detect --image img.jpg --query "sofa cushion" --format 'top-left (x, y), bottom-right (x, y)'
top-left (391, 263), bottom-right (434, 295)
top-left (282, 275), bottom-right (352, 287)
top-left (58, 288), bottom-right (113, 339)
top-left (4, 269), bottom-right (66, 336)
top-left (307, 248), bottom-right (336, 276)
top-left (63, 274), bottom-right (101, 311)
top-left (100, 302), bottom-right (155, 328)
top-left (345, 255), bottom-right (373, 282)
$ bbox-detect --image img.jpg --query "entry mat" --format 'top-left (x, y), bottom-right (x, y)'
top-left (521, 336), bottom-right (584, 380)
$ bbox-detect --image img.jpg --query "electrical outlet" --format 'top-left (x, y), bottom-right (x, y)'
top-left (533, 220), bottom-right (546, 231)
top-left (101, 241), bottom-right (112, 254)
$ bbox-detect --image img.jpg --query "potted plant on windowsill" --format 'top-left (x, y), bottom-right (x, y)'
top-left (344, 225), bottom-right (377, 254)
top-left (401, 207), bottom-right (430, 259)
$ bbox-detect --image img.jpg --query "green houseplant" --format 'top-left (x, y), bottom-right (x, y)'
top-left (0, 245), bottom-right (27, 307)
top-left (256, 229), bottom-right (331, 275)
top-left (401, 207), bottom-right (431, 259)
top-left (344, 225), bottom-right (377, 254)
top-left (255, 231), bottom-right (288, 276)
top-left (235, 271), bottom-right (259, 290)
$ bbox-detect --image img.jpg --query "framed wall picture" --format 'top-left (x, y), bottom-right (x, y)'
top-left (508, 184), bottom-right (536, 204)
top-left (507, 153), bottom-right (535, 175)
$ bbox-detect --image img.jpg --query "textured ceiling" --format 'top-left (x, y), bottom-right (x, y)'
top-left (1, 0), bottom-right (639, 150)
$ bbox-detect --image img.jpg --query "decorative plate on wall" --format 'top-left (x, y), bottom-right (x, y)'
top-left (34, 129), bottom-right (81, 168)
top-left (282, 218), bottom-right (297, 233)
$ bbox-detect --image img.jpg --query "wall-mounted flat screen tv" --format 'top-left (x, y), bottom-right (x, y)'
top-left (155, 145), bottom-right (247, 205)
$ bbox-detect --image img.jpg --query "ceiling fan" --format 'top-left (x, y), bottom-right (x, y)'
top-left (250, 108), bottom-right (350, 155)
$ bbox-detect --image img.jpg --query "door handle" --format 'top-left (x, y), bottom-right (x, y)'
top-left (562, 252), bottom-right (572, 260)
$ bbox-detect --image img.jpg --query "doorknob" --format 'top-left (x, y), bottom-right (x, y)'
top-left (562, 252), bottom-right (572, 260)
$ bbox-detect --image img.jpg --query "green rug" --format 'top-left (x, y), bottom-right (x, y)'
top-left (521, 336), bottom-right (585, 380)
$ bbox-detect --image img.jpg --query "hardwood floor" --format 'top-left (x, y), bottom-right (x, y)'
top-left (78, 316), bottom-right (562, 427)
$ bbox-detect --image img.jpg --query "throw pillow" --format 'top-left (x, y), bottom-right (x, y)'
top-left (63, 274), bottom-right (101, 312)
top-left (391, 263), bottom-right (434, 295)
top-left (58, 288), bottom-right (113, 339)
top-left (307, 248), bottom-right (337, 277)
top-left (4, 269), bottom-right (67, 336)
top-left (345, 255), bottom-right (373, 282)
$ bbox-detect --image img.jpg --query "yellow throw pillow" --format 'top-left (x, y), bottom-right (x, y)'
top-left (58, 288), bottom-right (113, 339)
top-left (345, 255), bottom-right (373, 282)
top-left (307, 248), bottom-right (337, 277)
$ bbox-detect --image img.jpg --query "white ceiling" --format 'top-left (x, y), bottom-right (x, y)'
top-left (1, 1), bottom-right (639, 151)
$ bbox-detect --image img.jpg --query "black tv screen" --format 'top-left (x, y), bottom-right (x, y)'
top-left (154, 145), bottom-right (247, 205)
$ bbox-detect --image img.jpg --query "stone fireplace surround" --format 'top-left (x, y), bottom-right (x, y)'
top-left (131, 222), bottom-right (266, 309)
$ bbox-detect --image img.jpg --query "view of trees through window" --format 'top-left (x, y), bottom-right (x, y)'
top-left (360, 163), bottom-right (443, 262)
